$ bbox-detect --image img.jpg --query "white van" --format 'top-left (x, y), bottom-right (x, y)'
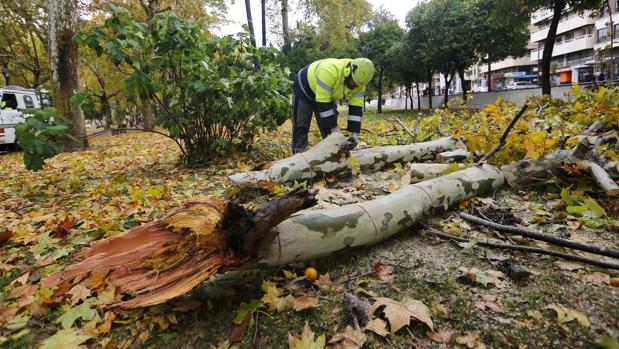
top-left (0, 85), bottom-right (43, 145)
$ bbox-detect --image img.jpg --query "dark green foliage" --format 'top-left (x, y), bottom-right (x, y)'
top-left (76, 5), bottom-right (291, 164)
top-left (14, 108), bottom-right (71, 171)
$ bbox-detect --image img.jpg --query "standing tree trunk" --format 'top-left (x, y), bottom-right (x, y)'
top-left (142, 98), bottom-right (155, 131)
top-left (427, 71), bottom-right (433, 109)
top-left (245, 0), bottom-right (257, 47)
top-left (541, 0), bottom-right (566, 95)
top-left (607, 0), bottom-right (615, 82)
top-left (47, 0), bottom-right (88, 151)
top-left (459, 66), bottom-right (467, 101)
top-left (404, 86), bottom-right (408, 110)
top-left (443, 70), bottom-right (454, 108)
top-left (281, 0), bottom-right (290, 52)
top-left (487, 61), bottom-right (492, 92)
top-left (2, 62), bottom-right (9, 85)
top-left (261, 0), bottom-right (266, 46)
top-left (416, 82), bottom-right (421, 111)
top-left (377, 67), bottom-right (383, 114)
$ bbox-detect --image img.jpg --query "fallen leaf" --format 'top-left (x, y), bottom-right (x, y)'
top-left (39, 328), bottom-right (92, 349)
top-left (261, 281), bottom-right (289, 312)
top-left (285, 294), bottom-right (319, 311)
top-left (56, 299), bottom-right (99, 329)
top-left (328, 325), bottom-right (366, 349)
top-left (364, 318), bottom-right (389, 337)
top-left (98, 311), bottom-right (116, 334)
top-left (578, 272), bottom-right (610, 286)
top-left (474, 294), bottom-right (501, 311)
top-left (315, 273), bottom-right (334, 291)
top-left (427, 327), bottom-right (454, 343)
top-left (456, 331), bottom-right (481, 348)
top-left (0, 229), bottom-right (13, 244)
top-left (288, 321), bottom-right (326, 349)
top-left (14, 272), bottom-right (30, 286)
top-left (431, 299), bottom-right (450, 316)
top-left (369, 297), bottom-right (433, 333)
top-left (67, 285), bottom-right (91, 305)
top-left (5, 314), bottom-right (30, 331)
top-left (546, 304), bottom-right (590, 327)
top-left (554, 261), bottom-right (585, 271)
top-left (233, 300), bottom-right (263, 325)
top-left (373, 261), bottom-right (395, 281)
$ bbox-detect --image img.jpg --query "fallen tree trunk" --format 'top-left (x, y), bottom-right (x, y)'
top-left (257, 165), bottom-right (504, 265)
top-left (436, 149), bottom-right (472, 163)
top-left (43, 190), bottom-right (317, 308)
top-left (409, 163), bottom-right (467, 183)
top-left (501, 146), bottom-right (619, 196)
top-left (229, 134), bottom-right (465, 188)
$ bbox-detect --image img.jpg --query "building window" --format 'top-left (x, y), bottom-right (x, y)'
top-left (565, 32), bottom-right (574, 42)
top-left (597, 27), bottom-right (609, 42)
top-left (615, 24), bottom-right (619, 39)
top-left (555, 35), bottom-right (563, 44)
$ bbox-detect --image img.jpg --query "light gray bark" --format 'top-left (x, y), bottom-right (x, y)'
top-left (228, 134), bottom-right (466, 188)
top-left (258, 165), bottom-right (505, 265)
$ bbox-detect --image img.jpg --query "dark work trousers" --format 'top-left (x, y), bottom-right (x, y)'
top-left (291, 94), bottom-right (337, 154)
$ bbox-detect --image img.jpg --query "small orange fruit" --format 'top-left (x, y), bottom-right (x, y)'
top-left (611, 277), bottom-right (619, 287)
top-left (304, 267), bottom-right (319, 281)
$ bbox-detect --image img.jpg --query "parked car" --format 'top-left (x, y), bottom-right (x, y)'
top-left (0, 85), bottom-right (43, 145)
top-left (507, 81), bottom-right (537, 90)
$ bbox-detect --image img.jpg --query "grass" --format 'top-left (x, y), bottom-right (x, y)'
top-left (0, 114), bottom-right (618, 349)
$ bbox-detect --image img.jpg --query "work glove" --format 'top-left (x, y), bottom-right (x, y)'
top-left (347, 133), bottom-right (359, 150)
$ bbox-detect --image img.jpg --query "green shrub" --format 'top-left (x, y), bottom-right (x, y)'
top-left (14, 108), bottom-right (71, 171)
top-left (77, 6), bottom-right (291, 164)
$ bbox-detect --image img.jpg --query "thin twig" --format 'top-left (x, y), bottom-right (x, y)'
top-left (394, 117), bottom-right (415, 140)
top-left (413, 113), bottom-right (422, 143)
top-left (251, 312), bottom-right (260, 349)
top-left (460, 212), bottom-right (619, 259)
top-left (427, 229), bottom-right (619, 270)
top-left (477, 104), bottom-right (528, 164)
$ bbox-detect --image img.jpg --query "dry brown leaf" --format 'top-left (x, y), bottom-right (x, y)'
top-left (328, 325), bottom-right (366, 349)
top-left (0, 229), bottom-right (13, 244)
top-left (578, 272), bottom-right (610, 285)
top-left (14, 272), bottom-right (30, 286)
top-left (527, 310), bottom-right (542, 321)
top-left (431, 299), bottom-right (450, 316)
top-left (427, 327), bottom-right (454, 343)
top-left (474, 294), bottom-right (501, 311)
top-left (456, 331), bottom-right (481, 348)
top-left (364, 318), bottom-right (389, 337)
top-left (315, 273), bottom-right (334, 291)
top-left (98, 311), bottom-right (116, 334)
top-left (285, 294), bottom-right (319, 311)
top-left (373, 261), bottom-right (395, 281)
top-left (67, 284), bottom-right (91, 305)
top-left (554, 260), bottom-right (585, 271)
top-left (369, 297), bottom-right (433, 334)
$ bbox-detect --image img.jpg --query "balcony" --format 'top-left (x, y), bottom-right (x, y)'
top-left (530, 11), bottom-right (595, 42)
top-left (530, 35), bottom-right (595, 61)
top-left (481, 56), bottom-right (534, 73)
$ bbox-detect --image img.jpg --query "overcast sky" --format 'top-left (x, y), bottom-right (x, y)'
top-left (215, 0), bottom-right (420, 46)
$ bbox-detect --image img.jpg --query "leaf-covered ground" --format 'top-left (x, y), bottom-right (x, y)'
top-left (1, 105), bottom-right (618, 349)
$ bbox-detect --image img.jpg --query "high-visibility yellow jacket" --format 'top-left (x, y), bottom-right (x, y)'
top-left (293, 58), bottom-right (366, 133)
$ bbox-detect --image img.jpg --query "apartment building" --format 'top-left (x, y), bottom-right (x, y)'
top-left (466, 2), bottom-right (618, 92)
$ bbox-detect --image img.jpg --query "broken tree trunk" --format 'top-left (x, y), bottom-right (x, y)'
top-left (43, 190), bottom-right (317, 308)
top-left (501, 148), bottom-right (619, 197)
top-left (436, 149), bottom-right (472, 163)
top-left (408, 163), bottom-right (467, 184)
top-left (257, 165), bottom-right (504, 265)
top-left (229, 134), bottom-right (466, 188)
